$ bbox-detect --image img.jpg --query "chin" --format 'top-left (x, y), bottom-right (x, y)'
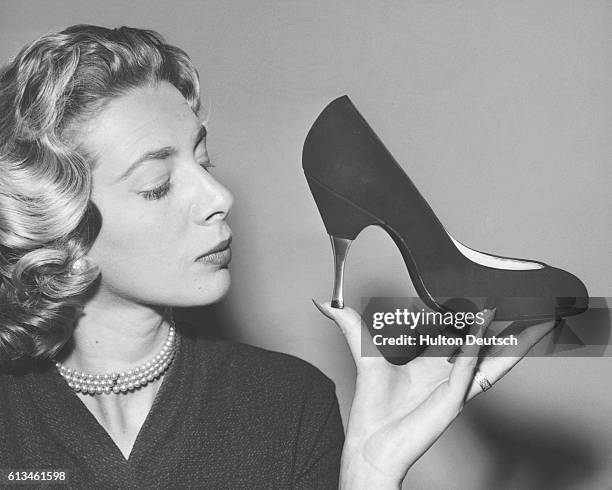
top-left (190, 267), bottom-right (232, 306)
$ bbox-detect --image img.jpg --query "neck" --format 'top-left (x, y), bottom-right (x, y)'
top-left (59, 289), bottom-right (172, 375)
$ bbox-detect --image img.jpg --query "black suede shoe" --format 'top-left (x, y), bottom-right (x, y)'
top-left (303, 96), bottom-right (588, 321)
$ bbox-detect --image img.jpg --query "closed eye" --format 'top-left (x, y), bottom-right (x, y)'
top-left (140, 125), bottom-right (213, 201)
top-left (140, 160), bottom-right (216, 201)
top-left (140, 180), bottom-right (171, 201)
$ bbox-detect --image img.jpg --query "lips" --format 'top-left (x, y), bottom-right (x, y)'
top-left (196, 236), bottom-right (232, 261)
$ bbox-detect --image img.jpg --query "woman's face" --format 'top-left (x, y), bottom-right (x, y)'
top-left (80, 82), bottom-right (233, 307)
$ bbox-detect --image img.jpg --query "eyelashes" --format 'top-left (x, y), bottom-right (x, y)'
top-left (141, 180), bottom-right (171, 201)
top-left (140, 162), bottom-right (216, 201)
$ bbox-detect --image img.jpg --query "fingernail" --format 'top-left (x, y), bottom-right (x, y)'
top-left (312, 298), bottom-right (333, 320)
top-left (447, 346), bottom-right (465, 363)
top-left (483, 307), bottom-right (496, 317)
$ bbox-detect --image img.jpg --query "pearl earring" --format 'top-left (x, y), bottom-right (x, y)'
top-left (68, 258), bottom-right (85, 277)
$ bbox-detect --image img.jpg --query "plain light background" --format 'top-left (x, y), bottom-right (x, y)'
top-left (1, 1), bottom-right (611, 488)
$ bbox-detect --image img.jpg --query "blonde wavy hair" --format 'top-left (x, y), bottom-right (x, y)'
top-left (0, 25), bottom-right (201, 366)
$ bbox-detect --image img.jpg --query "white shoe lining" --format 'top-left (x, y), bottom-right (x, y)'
top-left (448, 233), bottom-right (544, 270)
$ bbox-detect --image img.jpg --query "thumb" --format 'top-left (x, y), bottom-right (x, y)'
top-left (312, 299), bottom-right (379, 362)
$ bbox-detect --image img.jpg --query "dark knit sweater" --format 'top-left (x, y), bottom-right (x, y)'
top-left (0, 324), bottom-right (345, 489)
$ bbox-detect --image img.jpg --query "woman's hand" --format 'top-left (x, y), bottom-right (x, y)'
top-left (312, 300), bottom-right (557, 489)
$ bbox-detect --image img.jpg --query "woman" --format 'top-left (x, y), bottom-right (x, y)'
top-left (0, 25), bottom-right (556, 488)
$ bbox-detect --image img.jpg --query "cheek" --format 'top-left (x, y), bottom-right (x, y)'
top-left (88, 199), bottom-right (182, 281)
top-left (86, 195), bottom-right (231, 306)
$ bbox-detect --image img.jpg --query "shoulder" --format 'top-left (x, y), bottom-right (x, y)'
top-left (194, 336), bottom-right (336, 394)
top-left (178, 326), bottom-right (338, 407)
top-left (0, 361), bottom-right (36, 390)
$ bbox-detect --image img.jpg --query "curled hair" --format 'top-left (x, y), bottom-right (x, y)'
top-left (0, 25), bottom-right (201, 366)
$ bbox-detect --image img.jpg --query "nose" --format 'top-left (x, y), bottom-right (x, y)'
top-left (190, 172), bottom-right (234, 226)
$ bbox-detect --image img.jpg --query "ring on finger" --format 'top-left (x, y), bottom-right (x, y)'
top-left (474, 369), bottom-right (493, 392)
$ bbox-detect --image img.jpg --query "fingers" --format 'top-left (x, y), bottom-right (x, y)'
top-left (420, 322), bottom-right (459, 360)
top-left (481, 318), bottom-right (556, 363)
top-left (448, 308), bottom-right (496, 398)
top-left (466, 319), bottom-right (556, 400)
top-left (506, 319), bottom-right (557, 357)
top-left (311, 299), bottom-right (381, 364)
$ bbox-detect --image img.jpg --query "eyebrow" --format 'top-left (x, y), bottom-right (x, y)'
top-left (115, 124), bottom-right (208, 183)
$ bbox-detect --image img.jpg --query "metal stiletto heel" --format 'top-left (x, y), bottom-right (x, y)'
top-left (330, 236), bottom-right (352, 308)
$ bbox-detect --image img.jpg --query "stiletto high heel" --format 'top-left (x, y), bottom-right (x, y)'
top-left (303, 96), bottom-right (589, 321)
top-left (330, 237), bottom-right (352, 308)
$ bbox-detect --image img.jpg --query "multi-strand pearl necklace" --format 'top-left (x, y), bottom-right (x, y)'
top-left (55, 320), bottom-right (177, 395)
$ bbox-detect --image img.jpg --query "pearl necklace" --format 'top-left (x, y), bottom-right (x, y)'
top-left (55, 320), bottom-right (177, 395)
